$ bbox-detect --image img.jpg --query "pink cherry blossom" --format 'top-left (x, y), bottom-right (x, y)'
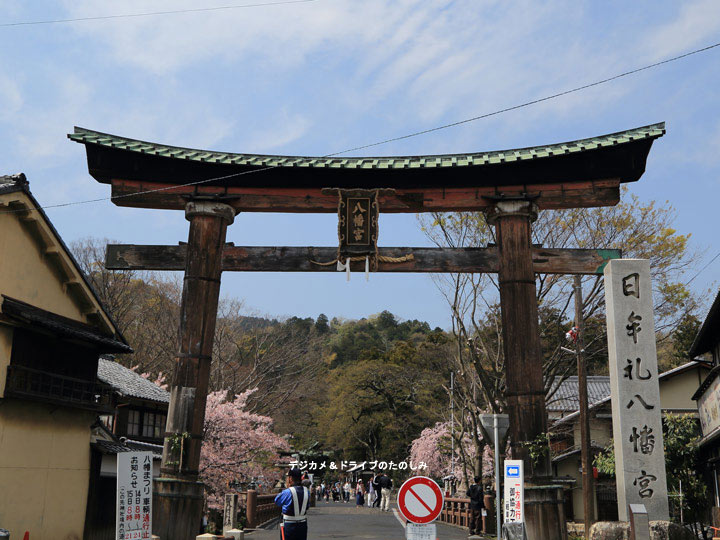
top-left (200, 388), bottom-right (290, 509)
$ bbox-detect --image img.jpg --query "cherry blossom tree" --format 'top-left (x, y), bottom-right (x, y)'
top-left (135, 367), bottom-right (168, 389)
top-left (410, 420), bottom-right (495, 488)
top-left (201, 388), bottom-right (290, 509)
top-left (410, 422), bottom-right (454, 478)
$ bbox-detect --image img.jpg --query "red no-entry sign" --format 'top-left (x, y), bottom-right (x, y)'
top-left (397, 476), bottom-right (444, 524)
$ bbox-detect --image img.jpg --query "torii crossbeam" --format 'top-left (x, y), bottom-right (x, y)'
top-left (70, 122), bottom-right (665, 540)
top-left (106, 244), bottom-right (621, 274)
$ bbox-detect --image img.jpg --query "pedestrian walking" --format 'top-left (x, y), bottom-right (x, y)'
top-left (343, 480), bottom-right (352, 503)
top-left (355, 480), bottom-right (365, 507)
top-left (378, 473), bottom-right (393, 512)
top-left (274, 468), bottom-right (310, 540)
top-left (371, 475), bottom-right (381, 508)
top-left (466, 476), bottom-right (484, 537)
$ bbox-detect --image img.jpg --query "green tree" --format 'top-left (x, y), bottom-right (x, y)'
top-left (314, 332), bottom-right (450, 462)
top-left (671, 314), bottom-right (702, 363)
top-left (315, 313), bottom-right (330, 334)
top-left (663, 414), bottom-right (709, 534)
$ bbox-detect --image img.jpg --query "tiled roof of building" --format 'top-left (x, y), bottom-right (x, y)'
top-left (98, 357), bottom-right (169, 404)
top-left (547, 376), bottom-right (611, 412)
top-left (68, 123), bottom-right (665, 171)
top-left (93, 439), bottom-right (163, 458)
top-left (0, 173), bottom-right (28, 192)
top-left (553, 361), bottom-right (708, 427)
top-left (1, 295), bottom-right (131, 353)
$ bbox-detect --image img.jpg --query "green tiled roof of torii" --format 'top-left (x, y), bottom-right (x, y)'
top-left (68, 123), bottom-right (665, 170)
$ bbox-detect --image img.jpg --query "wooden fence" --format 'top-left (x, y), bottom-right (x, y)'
top-left (242, 490), bottom-right (282, 528)
top-left (439, 495), bottom-right (496, 535)
top-left (439, 497), bottom-right (473, 529)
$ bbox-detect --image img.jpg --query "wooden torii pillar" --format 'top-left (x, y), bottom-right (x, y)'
top-left (70, 122), bottom-right (665, 540)
top-left (487, 198), bottom-right (561, 536)
top-left (153, 201), bottom-right (236, 539)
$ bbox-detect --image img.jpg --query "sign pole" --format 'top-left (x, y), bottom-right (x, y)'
top-left (494, 414), bottom-right (501, 537)
top-left (451, 371), bottom-right (455, 491)
top-left (480, 413), bottom-right (509, 537)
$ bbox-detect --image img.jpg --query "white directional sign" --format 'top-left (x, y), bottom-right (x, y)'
top-left (116, 451), bottom-right (153, 540)
top-left (397, 477), bottom-right (444, 525)
top-left (503, 459), bottom-right (524, 523)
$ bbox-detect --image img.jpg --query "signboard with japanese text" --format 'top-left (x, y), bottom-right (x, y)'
top-left (698, 375), bottom-right (720, 436)
top-left (605, 259), bottom-right (669, 521)
top-left (116, 451), bottom-right (153, 540)
top-left (406, 522), bottom-right (437, 540)
top-left (503, 459), bottom-right (523, 523)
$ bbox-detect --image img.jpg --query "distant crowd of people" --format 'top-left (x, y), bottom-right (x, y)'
top-left (311, 473), bottom-right (394, 512)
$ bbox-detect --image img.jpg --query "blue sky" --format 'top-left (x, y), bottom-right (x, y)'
top-left (1, 0), bottom-right (719, 328)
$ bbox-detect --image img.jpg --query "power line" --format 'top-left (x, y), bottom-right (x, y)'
top-left (2, 38), bottom-right (720, 216)
top-left (333, 40), bottom-right (720, 156)
top-left (686, 252), bottom-right (720, 286)
top-left (0, 0), bottom-right (317, 28)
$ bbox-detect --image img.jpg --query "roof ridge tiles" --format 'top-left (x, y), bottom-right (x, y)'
top-left (68, 122), bottom-right (665, 169)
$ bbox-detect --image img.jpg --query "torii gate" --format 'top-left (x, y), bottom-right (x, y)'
top-left (70, 122), bottom-right (664, 540)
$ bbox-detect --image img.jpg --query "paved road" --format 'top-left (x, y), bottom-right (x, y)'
top-left (245, 501), bottom-right (472, 539)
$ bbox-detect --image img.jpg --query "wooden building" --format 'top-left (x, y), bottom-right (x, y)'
top-left (690, 290), bottom-right (720, 521)
top-left (85, 357), bottom-right (168, 540)
top-left (0, 174), bottom-right (131, 539)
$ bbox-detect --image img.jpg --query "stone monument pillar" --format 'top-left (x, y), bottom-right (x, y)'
top-left (604, 259), bottom-right (669, 521)
top-left (224, 493), bottom-right (239, 535)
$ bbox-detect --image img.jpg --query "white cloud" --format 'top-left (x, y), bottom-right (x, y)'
top-left (0, 77), bottom-right (23, 120)
top-left (243, 110), bottom-right (311, 152)
top-left (4, 0), bottom-right (719, 165)
top-left (642, 0), bottom-right (720, 61)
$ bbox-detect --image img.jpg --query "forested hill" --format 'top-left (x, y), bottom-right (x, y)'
top-left (206, 309), bottom-right (453, 461)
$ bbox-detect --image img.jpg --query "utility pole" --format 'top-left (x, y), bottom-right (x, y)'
top-left (494, 414), bottom-right (501, 538)
top-left (574, 275), bottom-right (595, 534)
top-left (450, 371), bottom-right (455, 493)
